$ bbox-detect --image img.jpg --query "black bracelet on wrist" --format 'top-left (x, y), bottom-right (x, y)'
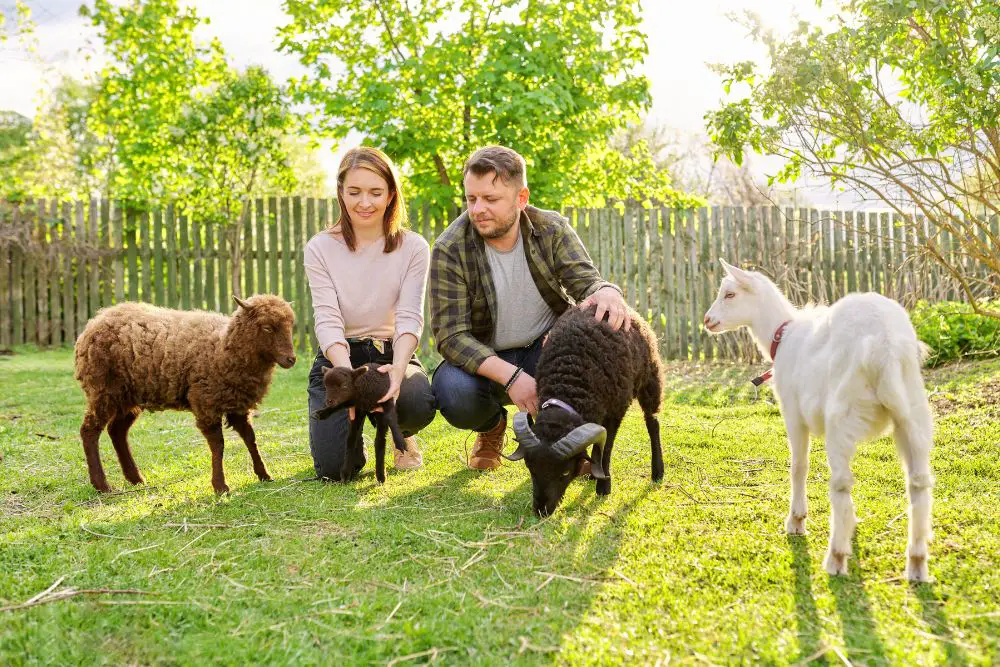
top-left (503, 367), bottom-right (523, 392)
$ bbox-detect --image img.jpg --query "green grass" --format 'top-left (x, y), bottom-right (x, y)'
top-left (1, 347), bottom-right (998, 665)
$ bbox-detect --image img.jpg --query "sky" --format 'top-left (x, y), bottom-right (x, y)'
top-left (0, 0), bottom-right (849, 205)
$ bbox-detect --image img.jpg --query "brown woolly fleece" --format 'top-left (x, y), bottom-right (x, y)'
top-left (74, 294), bottom-right (297, 494)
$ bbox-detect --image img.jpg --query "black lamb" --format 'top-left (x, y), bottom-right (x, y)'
top-left (310, 364), bottom-right (407, 484)
top-left (506, 304), bottom-right (664, 516)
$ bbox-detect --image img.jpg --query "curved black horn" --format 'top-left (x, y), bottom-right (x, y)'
top-left (551, 423), bottom-right (607, 460)
top-left (504, 411), bottom-right (539, 461)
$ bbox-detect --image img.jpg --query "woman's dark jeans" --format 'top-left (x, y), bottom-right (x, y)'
top-left (307, 339), bottom-right (436, 479)
top-left (431, 334), bottom-right (545, 433)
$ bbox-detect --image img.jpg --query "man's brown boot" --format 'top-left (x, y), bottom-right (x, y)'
top-left (468, 413), bottom-right (507, 471)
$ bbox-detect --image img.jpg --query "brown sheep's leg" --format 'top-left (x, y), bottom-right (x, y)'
top-left (227, 412), bottom-right (272, 482)
top-left (81, 410), bottom-right (112, 493)
top-left (196, 418), bottom-right (229, 494)
top-left (108, 408), bottom-right (145, 486)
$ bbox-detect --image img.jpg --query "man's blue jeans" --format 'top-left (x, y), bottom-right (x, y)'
top-left (431, 334), bottom-right (545, 433)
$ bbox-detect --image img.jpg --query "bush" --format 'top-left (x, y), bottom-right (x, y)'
top-left (910, 301), bottom-right (1000, 367)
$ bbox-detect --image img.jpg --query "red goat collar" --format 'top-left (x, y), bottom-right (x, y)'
top-left (751, 320), bottom-right (792, 387)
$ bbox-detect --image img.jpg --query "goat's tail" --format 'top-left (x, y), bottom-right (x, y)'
top-left (874, 336), bottom-right (931, 428)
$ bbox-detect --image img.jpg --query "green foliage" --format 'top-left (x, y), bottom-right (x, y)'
top-left (82, 0), bottom-right (229, 207)
top-left (0, 111), bottom-right (32, 200)
top-left (705, 1), bottom-right (1000, 311)
top-left (279, 0), bottom-right (657, 209)
top-left (911, 300), bottom-right (1000, 366)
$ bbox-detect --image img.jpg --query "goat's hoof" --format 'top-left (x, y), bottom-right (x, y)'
top-left (824, 551), bottom-right (849, 576)
top-left (785, 514), bottom-right (807, 535)
top-left (906, 555), bottom-right (932, 583)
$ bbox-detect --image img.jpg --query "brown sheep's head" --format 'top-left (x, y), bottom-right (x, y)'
top-left (232, 295), bottom-right (297, 369)
top-left (506, 411), bottom-right (608, 517)
top-left (310, 365), bottom-right (367, 420)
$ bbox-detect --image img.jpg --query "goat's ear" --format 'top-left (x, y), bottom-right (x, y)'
top-left (351, 366), bottom-right (369, 380)
top-left (232, 294), bottom-right (252, 311)
top-left (720, 259), bottom-right (754, 289)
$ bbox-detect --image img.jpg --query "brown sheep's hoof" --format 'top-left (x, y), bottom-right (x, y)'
top-left (93, 482), bottom-right (112, 493)
top-left (256, 471), bottom-right (273, 482)
top-left (124, 473), bottom-right (145, 486)
top-left (213, 484), bottom-right (231, 495)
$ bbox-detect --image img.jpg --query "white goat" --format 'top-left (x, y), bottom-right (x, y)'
top-left (703, 259), bottom-right (934, 582)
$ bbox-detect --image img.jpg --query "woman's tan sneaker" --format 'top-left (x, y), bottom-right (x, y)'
top-left (393, 435), bottom-right (423, 470)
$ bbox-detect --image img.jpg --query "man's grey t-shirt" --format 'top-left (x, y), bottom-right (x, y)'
top-left (484, 228), bottom-right (557, 350)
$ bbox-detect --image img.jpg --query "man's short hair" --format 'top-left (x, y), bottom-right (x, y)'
top-left (463, 145), bottom-right (527, 188)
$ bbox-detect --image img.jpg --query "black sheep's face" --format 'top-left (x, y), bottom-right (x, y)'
top-left (321, 365), bottom-right (370, 408)
top-left (524, 451), bottom-right (579, 517)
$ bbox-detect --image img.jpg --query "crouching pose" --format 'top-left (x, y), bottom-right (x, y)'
top-left (506, 303), bottom-right (664, 516)
top-left (74, 294), bottom-right (297, 494)
top-left (304, 146), bottom-right (436, 481)
top-left (703, 259), bottom-right (934, 581)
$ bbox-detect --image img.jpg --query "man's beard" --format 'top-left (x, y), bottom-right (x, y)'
top-left (477, 209), bottom-right (519, 240)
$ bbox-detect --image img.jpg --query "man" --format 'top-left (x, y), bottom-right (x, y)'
top-left (429, 145), bottom-right (629, 470)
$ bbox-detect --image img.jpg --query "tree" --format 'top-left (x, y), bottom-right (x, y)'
top-left (0, 1), bottom-right (33, 44)
top-left (279, 0), bottom-right (651, 209)
top-left (82, 0), bottom-right (228, 207)
top-left (173, 66), bottom-right (298, 293)
top-left (707, 0), bottom-right (1000, 317)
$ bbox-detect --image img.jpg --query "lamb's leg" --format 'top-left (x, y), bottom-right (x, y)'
top-left (894, 408), bottom-right (935, 583)
top-left (226, 412), bottom-right (272, 482)
top-left (823, 435), bottom-right (858, 576)
top-left (107, 408), bottom-right (144, 486)
top-left (196, 418), bottom-right (229, 494)
top-left (383, 400), bottom-right (407, 454)
top-left (785, 417), bottom-right (810, 535)
top-left (340, 415), bottom-right (366, 482)
top-left (595, 422), bottom-right (620, 497)
top-left (373, 419), bottom-right (388, 484)
top-left (81, 409), bottom-right (112, 493)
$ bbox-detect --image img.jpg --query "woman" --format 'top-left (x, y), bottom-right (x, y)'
top-left (305, 146), bottom-right (435, 479)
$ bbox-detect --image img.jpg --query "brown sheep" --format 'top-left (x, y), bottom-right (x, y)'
top-left (74, 294), bottom-right (297, 494)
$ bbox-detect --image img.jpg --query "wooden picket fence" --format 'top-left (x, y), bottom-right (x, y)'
top-left (0, 198), bottom-right (994, 362)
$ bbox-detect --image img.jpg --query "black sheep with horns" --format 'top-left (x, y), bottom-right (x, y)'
top-left (506, 303), bottom-right (665, 516)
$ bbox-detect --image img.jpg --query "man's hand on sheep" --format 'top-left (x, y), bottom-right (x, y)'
top-left (508, 372), bottom-right (538, 416)
top-left (579, 286), bottom-right (631, 332)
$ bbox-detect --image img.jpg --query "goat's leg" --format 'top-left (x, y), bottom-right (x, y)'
top-left (340, 415), bottom-right (366, 482)
top-left (595, 422), bottom-right (619, 497)
top-left (784, 417), bottom-right (810, 535)
top-left (81, 408), bottom-right (112, 492)
top-left (227, 412), bottom-right (272, 482)
top-left (373, 420), bottom-right (388, 484)
top-left (196, 418), bottom-right (229, 494)
top-left (107, 407), bottom-right (144, 485)
top-left (823, 435), bottom-right (858, 575)
top-left (894, 407), bottom-right (935, 583)
top-left (644, 413), bottom-right (663, 482)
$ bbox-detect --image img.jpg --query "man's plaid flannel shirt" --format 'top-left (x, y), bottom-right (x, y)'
top-left (429, 205), bottom-right (622, 375)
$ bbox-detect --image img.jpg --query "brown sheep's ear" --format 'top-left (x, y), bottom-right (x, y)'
top-left (232, 294), bottom-right (252, 311)
top-left (351, 366), bottom-right (369, 380)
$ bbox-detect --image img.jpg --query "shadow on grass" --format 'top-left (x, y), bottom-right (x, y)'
top-left (913, 582), bottom-right (969, 666)
top-left (828, 537), bottom-right (888, 666)
top-left (4, 449), bottom-right (649, 664)
top-left (786, 534), bottom-right (823, 662)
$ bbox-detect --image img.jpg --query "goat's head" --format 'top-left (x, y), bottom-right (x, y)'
top-left (310, 365), bottom-right (368, 420)
top-left (506, 411), bottom-right (608, 517)
top-left (703, 259), bottom-right (763, 334)
top-left (232, 294), bottom-right (297, 368)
